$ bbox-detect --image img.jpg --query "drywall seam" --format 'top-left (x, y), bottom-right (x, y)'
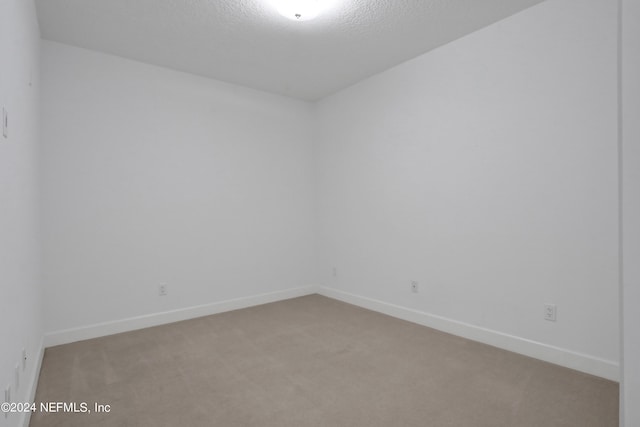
top-left (318, 286), bottom-right (619, 381)
top-left (44, 286), bottom-right (317, 347)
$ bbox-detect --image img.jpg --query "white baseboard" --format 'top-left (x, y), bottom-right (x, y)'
top-left (45, 286), bottom-right (317, 347)
top-left (21, 337), bottom-right (45, 427)
top-left (42, 285), bottom-right (619, 381)
top-left (318, 286), bottom-right (620, 382)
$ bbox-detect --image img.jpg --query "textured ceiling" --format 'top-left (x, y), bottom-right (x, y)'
top-left (36, 0), bottom-right (546, 101)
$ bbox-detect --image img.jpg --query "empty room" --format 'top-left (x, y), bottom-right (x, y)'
top-left (1, 0), bottom-right (638, 426)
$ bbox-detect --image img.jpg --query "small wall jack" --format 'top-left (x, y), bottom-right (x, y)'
top-left (411, 281), bottom-right (419, 293)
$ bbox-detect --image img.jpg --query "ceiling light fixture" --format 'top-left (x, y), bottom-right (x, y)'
top-left (270, 0), bottom-right (328, 21)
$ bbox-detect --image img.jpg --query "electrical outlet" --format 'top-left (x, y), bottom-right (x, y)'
top-left (158, 284), bottom-right (168, 296)
top-left (544, 304), bottom-right (557, 321)
top-left (411, 281), bottom-right (419, 293)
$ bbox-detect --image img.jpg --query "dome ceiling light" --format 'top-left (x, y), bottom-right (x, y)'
top-left (270, 0), bottom-right (331, 21)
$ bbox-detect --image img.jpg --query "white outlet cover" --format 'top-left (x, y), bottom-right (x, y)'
top-left (544, 304), bottom-right (557, 321)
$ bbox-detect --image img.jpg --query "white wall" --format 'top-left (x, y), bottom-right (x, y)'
top-left (41, 41), bottom-right (316, 337)
top-left (316, 0), bottom-right (619, 378)
top-left (621, 0), bottom-right (640, 424)
top-left (0, 0), bottom-right (43, 426)
top-left (38, 0), bottom-right (624, 392)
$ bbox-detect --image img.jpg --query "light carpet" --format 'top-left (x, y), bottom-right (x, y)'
top-left (30, 295), bottom-right (618, 426)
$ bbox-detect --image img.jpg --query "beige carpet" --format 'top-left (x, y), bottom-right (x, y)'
top-left (30, 295), bottom-right (618, 426)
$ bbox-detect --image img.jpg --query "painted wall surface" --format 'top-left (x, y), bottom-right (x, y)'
top-left (316, 0), bottom-right (619, 367)
top-left (0, 0), bottom-right (43, 426)
top-left (41, 41), bottom-right (316, 333)
top-left (621, 0), bottom-right (640, 424)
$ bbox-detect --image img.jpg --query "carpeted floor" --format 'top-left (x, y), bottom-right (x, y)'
top-left (30, 295), bottom-right (618, 426)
